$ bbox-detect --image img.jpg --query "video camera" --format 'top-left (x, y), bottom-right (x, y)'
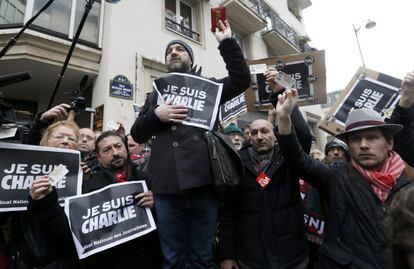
top-left (0, 72), bottom-right (31, 125)
top-left (67, 74), bottom-right (95, 113)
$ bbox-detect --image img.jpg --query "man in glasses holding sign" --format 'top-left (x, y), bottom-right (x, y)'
top-left (130, 14), bottom-right (250, 269)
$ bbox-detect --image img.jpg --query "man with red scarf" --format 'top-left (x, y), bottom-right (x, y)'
top-left (274, 88), bottom-right (413, 269)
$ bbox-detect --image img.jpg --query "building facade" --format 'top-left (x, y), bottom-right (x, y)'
top-left (0, 0), bottom-right (322, 136)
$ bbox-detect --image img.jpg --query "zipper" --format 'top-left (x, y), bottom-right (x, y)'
top-left (211, 134), bottom-right (226, 183)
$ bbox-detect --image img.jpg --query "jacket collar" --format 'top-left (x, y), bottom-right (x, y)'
top-left (241, 144), bottom-right (283, 176)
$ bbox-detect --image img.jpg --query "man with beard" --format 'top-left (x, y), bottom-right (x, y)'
top-left (242, 124), bottom-right (251, 146)
top-left (28, 131), bottom-right (162, 268)
top-left (275, 89), bottom-right (413, 269)
top-left (223, 123), bottom-right (244, 151)
top-left (131, 20), bottom-right (250, 269)
top-left (324, 138), bottom-right (349, 163)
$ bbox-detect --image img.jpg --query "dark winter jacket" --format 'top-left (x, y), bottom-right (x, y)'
top-left (389, 104), bottom-right (414, 167)
top-left (277, 132), bottom-right (413, 269)
top-left (130, 38), bottom-right (251, 194)
top-left (218, 106), bottom-right (312, 269)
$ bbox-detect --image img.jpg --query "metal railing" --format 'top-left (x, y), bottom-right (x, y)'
top-left (222, 0), bottom-right (312, 52)
top-left (165, 18), bottom-right (200, 42)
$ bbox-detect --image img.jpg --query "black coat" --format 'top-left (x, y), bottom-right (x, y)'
top-left (27, 164), bottom-right (162, 269)
top-left (130, 38), bottom-right (251, 194)
top-left (80, 166), bottom-right (162, 269)
top-left (218, 107), bottom-right (312, 269)
top-left (277, 132), bottom-right (413, 269)
top-left (389, 104), bottom-right (414, 167)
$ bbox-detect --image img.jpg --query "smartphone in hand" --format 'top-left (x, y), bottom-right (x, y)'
top-left (211, 6), bottom-right (226, 32)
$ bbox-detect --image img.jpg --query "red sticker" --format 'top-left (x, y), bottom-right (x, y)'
top-left (256, 171), bottom-right (271, 188)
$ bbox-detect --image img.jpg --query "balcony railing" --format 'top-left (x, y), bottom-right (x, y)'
top-left (235, 0), bottom-right (266, 20)
top-left (165, 18), bottom-right (200, 42)
top-left (226, 0), bottom-right (312, 52)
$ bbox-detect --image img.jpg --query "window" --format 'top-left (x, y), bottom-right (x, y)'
top-left (165, 0), bottom-right (200, 42)
top-left (74, 0), bottom-right (101, 45)
top-left (288, 0), bottom-right (301, 21)
top-left (0, 0), bottom-right (26, 25)
top-left (33, 0), bottom-right (71, 36)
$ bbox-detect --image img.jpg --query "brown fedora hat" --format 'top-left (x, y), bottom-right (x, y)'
top-left (336, 108), bottom-right (403, 140)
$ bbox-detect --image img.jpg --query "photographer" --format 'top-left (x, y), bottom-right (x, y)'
top-left (24, 103), bottom-right (70, 145)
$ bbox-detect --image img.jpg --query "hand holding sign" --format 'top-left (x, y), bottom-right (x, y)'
top-left (155, 100), bottom-right (188, 124)
top-left (399, 71), bottom-right (414, 109)
top-left (135, 191), bottom-right (154, 208)
top-left (30, 175), bottom-right (52, 200)
top-left (264, 67), bottom-right (286, 93)
top-left (214, 20), bottom-right (232, 43)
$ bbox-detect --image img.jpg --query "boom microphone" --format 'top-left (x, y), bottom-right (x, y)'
top-left (0, 72), bottom-right (32, 88)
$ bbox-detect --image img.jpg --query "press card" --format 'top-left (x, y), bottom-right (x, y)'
top-left (274, 71), bottom-right (296, 89)
top-left (48, 164), bottom-right (69, 186)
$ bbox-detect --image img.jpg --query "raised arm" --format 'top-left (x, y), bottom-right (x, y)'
top-left (24, 103), bottom-right (70, 145)
top-left (275, 89), bottom-right (333, 193)
top-left (390, 70), bottom-right (414, 166)
top-left (215, 20), bottom-right (251, 103)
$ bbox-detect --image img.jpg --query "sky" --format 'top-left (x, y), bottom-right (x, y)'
top-left (302, 0), bottom-right (414, 93)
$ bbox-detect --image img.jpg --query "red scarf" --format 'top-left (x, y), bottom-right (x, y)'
top-left (351, 151), bottom-right (405, 203)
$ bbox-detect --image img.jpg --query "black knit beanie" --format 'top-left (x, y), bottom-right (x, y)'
top-left (165, 39), bottom-right (194, 67)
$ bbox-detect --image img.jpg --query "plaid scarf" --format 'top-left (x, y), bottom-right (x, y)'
top-left (248, 147), bottom-right (273, 173)
top-left (351, 151), bottom-right (405, 203)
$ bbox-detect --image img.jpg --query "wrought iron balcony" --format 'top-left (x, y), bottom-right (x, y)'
top-left (165, 18), bottom-right (200, 42)
top-left (223, 0), bottom-right (312, 52)
top-left (221, 0), bottom-right (267, 34)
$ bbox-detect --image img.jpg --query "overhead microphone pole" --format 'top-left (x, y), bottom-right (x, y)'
top-left (47, 0), bottom-right (94, 110)
top-left (0, 0), bottom-right (55, 60)
top-left (47, 0), bottom-right (121, 110)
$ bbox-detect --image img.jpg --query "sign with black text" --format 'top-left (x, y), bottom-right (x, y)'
top-left (219, 93), bottom-right (247, 122)
top-left (0, 143), bottom-right (82, 212)
top-left (320, 67), bottom-right (402, 135)
top-left (65, 181), bottom-right (156, 259)
top-left (154, 73), bottom-right (223, 130)
top-left (245, 50), bottom-right (326, 111)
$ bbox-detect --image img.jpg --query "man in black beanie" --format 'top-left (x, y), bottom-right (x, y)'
top-left (164, 39), bottom-right (194, 73)
top-left (131, 20), bottom-right (251, 269)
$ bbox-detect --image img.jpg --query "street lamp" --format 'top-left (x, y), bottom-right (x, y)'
top-left (353, 19), bottom-right (376, 67)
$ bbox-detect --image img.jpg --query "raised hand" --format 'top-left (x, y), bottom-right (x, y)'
top-left (276, 89), bottom-right (298, 118)
top-left (214, 20), bottom-right (232, 43)
top-left (399, 71), bottom-right (414, 108)
top-left (40, 103), bottom-right (70, 122)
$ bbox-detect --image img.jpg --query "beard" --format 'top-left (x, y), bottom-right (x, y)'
top-left (167, 60), bottom-right (191, 73)
top-left (110, 157), bottom-right (125, 169)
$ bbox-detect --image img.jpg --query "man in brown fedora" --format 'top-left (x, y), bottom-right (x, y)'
top-left (274, 88), bottom-right (413, 269)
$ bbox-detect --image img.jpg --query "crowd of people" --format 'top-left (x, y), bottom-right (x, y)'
top-left (0, 19), bottom-right (413, 269)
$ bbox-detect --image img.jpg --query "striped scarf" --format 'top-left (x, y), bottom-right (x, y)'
top-left (351, 151), bottom-right (405, 203)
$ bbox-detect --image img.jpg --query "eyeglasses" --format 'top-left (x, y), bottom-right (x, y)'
top-left (50, 133), bottom-right (77, 143)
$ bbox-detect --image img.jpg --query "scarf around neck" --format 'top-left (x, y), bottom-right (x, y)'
top-left (248, 147), bottom-right (273, 173)
top-left (351, 151), bottom-right (405, 203)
